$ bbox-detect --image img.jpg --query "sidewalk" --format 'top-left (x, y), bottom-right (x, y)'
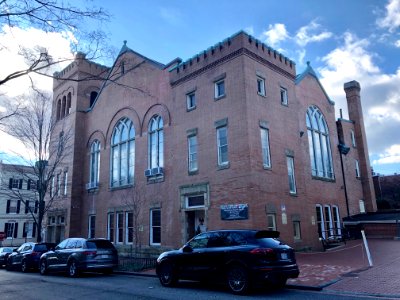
top-left (287, 238), bottom-right (400, 298)
top-left (133, 238), bottom-right (400, 298)
top-left (287, 239), bottom-right (370, 289)
top-left (323, 239), bottom-right (400, 298)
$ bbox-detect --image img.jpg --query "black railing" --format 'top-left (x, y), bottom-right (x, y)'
top-left (319, 229), bottom-right (347, 251)
top-left (118, 256), bottom-right (157, 272)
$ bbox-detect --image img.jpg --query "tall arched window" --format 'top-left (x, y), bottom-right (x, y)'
top-left (66, 93), bottom-right (71, 115)
top-left (148, 115), bottom-right (164, 169)
top-left (89, 140), bottom-right (101, 187)
top-left (306, 106), bottom-right (334, 179)
top-left (111, 118), bottom-right (135, 187)
top-left (56, 99), bottom-right (61, 120)
top-left (90, 91), bottom-right (98, 107)
top-left (61, 96), bottom-right (66, 118)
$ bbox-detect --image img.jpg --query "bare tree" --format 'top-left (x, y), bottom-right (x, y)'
top-left (0, 0), bottom-right (111, 87)
top-left (0, 96), bottom-right (23, 127)
top-left (117, 187), bottom-right (145, 255)
top-left (1, 88), bottom-right (73, 242)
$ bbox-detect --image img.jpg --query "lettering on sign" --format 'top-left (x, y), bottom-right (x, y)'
top-left (220, 204), bottom-right (248, 220)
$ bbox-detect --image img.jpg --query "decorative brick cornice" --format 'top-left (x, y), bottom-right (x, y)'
top-left (170, 47), bottom-right (295, 87)
top-left (242, 48), bottom-right (295, 80)
top-left (170, 48), bottom-right (244, 87)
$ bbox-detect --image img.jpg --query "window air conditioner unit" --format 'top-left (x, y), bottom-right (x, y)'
top-left (86, 182), bottom-right (98, 190)
top-left (144, 169), bottom-right (152, 177)
top-left (152, 167), bottom-right (164, 176)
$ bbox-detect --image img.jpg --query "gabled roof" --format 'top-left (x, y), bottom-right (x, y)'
top-left (86, 41), bottom-right (166, 112)
top-left (117, 40), bottom-right (165, 69)
top-left (295, 61), bottom-right (335, 105)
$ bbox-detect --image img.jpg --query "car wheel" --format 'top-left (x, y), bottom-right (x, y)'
top-left (102, 268), bottom-right (113, 275)
top-left (68, 260), bottom-right (79, 278)
top-left (6, 259), bottom-right (12, 271)
top-left (21, 260), bottom-right (28, 273)
top-left (40, 260), bottom-right (48, 275)
top-left (275, 277), bottom-right (287, 289)
top-left (226, 265), bottom-right (250, 295)
top-left (158, 262), bottom-right (178, 287)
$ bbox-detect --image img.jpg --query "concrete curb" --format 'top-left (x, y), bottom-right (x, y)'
top-left (323, 289), bottom-right (400, 299)
top-left (114, 271), bottom-right (158, 278)
top-left (286, 284), bottom-right (323, 291)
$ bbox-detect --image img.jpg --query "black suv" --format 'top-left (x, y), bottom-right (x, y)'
top-left (39, 238), bottom-right (118, 277)
top-left (156, 230), bottom-right (299, 294)
top-left (6, 242), bottom-right (55, 272)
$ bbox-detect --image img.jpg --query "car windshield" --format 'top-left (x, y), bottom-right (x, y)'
top-left (86, 240), bottom-right (114, 249)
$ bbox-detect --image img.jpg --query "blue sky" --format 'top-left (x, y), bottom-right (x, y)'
top-left (1, 0), bottom-right (399, 175)
top-left (97, 0), bottom-right (399, 175)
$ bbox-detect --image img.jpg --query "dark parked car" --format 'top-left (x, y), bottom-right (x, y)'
top-left (6, 242), bottom-right (55, 272)
top-left (39, 238), bottom-right (118, 277)
top-left (156, 230), bottom-right (299, 294)
top-left (0, 247), bottom-right (14, 268)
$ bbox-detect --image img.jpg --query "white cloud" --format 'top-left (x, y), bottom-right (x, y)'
top-left (373, 145), bottom-right (400, 165)
top-left (318, 32), bottom-right (400, 161)
top-left (320, 32), bottom-right (379, 81)
top-left (0, 25), bottom-right (74, 161)
top-left (295, 20), bottom-right (333, 47)
top-left (395, 39), bottom-right (400, 47)
top-left (0, 25), bottom-right (74, 97)
top-left (377, 0), bottom-right (400, 32)
top-left (296, 49), bottom-right (306, 66)
top-left (261, 23), bottom-right (289, 48)
top-left (318, 32), bottom-right (379, 108)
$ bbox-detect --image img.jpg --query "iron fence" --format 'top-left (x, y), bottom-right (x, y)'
top-left (118, 256), bottom-right (157, 272)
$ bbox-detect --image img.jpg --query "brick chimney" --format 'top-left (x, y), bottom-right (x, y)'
top-left (344, 80), bottom-right (377, 212)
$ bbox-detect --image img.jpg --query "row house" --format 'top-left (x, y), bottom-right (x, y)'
top-left (0, 162), bottom-right (39, 246)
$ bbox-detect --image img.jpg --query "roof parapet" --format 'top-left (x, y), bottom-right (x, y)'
top-left (170, 31), bottom-right (296, 76)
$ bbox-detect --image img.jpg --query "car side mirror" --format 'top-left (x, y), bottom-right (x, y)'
top-left (182, 245), bottom-right (193, 253)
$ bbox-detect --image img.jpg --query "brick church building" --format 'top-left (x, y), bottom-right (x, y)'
top-left (47, 31), bottom-right (376, 251)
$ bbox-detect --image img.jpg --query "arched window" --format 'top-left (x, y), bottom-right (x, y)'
top-left (61, 96), bottom-right (66, 118)
top-left (111, 118), bottom-right (135, 187)
top-left (89, 140), bottom-right (101, 187)
top-left (90, 91), bottom-right (98, 107)
top-left (56, 99), bottom-right (61, 120)
top-left (148, 115), bottom-right (164, 169)
top-left (66, 93), bottom-right (71, 115)
top-left (306, 106), bottom-right (334, 179)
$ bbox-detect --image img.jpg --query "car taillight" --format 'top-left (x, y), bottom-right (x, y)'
top-left (250, 248), bottom-right (274, 255)
top-left (83, 251), bottom-right (97, 256)
top-left (31, 251), bottom-right (40, 256)
top-left (250, 248), bottom-right (276, 259)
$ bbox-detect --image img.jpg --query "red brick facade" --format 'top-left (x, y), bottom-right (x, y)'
top-left (47, 32), bottom-right (376, 251)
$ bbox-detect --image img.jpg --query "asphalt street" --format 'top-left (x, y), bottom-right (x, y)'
top-left (0, 269), bottom-right (396, 300)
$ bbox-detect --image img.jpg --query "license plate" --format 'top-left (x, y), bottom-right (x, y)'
top-left (280, 253), bottom-right (288, 260)
top-left (100, 255), bottom-right (109, 259)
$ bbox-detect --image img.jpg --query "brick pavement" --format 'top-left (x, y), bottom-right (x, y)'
top-left (323, 239), bottom-right (400, 298)
top-left (288, 239), bottom-right (370, 289)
